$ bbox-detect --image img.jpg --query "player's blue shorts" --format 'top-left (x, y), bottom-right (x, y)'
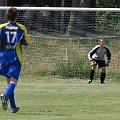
top-left (0, 61), bottom-right (21, 80)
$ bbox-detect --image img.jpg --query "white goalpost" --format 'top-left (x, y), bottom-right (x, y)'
top-left (0, 6), bottom-right (119, 11)
top-left (0, 6), bottom-right (119, 78)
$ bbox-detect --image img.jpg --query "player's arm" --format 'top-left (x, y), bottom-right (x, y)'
top-left (17, 23), bottom-right (30, 46)
top-left (88, 45), bottom-right (99, 61)
top-left (23, 27), bottom-right (30, 46)
top-left (88, 46), bottom-right (99, 66)
top-left (105, 46), bottom-right (111, 66)
top-left (88, 45), bottom-right (99, 62)
top-left (21, 27), bottom-right (30, 46)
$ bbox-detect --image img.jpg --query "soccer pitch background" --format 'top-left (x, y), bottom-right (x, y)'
top-left (0, 75), bottom-right (120, 120)
top-left (0, 7), bottom-right (120, 119)
top-left (0, 27), bottom-right (120, 120)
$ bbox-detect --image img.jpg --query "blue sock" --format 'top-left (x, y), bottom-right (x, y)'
top-left (4, 82), bottom-right (16, 98)
top-left (9, 92), bottom-right (16, 108)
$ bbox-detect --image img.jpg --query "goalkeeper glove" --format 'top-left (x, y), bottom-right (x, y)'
top-left (106, 60), bottom-right (110, 66)
top-left (91, 60), bottom-right (97, 66)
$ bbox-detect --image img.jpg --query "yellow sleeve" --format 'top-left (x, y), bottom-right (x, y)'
top-left (16, 22), bottom-right (30, 46)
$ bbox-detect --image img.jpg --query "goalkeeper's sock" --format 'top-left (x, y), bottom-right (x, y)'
top-left (4, 81), bottom-right (16, 98)
top-left (9, 92), bottom-right (16, 109)
top-left (100, 72), bottom-right (106, 84)
top-left (90, 70), bottom-right (95, 81)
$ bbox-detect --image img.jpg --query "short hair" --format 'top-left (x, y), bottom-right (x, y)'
top-left (6, 7), bottom-right (18, 21)
top-left (99, 38), bottom-right (105, 43)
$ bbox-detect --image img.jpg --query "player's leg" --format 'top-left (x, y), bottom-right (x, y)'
top-left (9, 90), bottom-right (20, 113)
top-left (88, 65), bottom-right (97, 84)
top-left (98, 60), bottom-right (106, 84)
top-left (4, 77), bottom-right (17, 98)
top-left (3, 61), bottom-right (21, 98)
top-left (6, 77), bottom-right (19, 113)
top-left (1, 77), bottom-right (17, 111)
top-left (2, 77), bottom-right (20, 113)
top-left (1, 62), bottom-right (21, 112)
top-left (100, 67), bottom-right (106, 84)
top-left (3, 77), bottom-right (20, 113)
top-left (0, 67), bottom-right (9, 111)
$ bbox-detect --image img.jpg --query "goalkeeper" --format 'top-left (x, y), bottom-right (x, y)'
top-left (0, 7), bottom-right (30, 113)
top-left (88, 39), bottom-right (111, 84)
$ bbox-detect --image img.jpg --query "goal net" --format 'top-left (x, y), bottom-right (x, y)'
top-left (0, 7), bottom-right (120, 80)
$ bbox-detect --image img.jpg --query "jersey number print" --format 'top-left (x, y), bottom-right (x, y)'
top-left (5, 31), bottom-right (17, 44)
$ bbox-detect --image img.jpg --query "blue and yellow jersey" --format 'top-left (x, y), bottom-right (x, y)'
top-left (0, 21), bottom-right (30, 65)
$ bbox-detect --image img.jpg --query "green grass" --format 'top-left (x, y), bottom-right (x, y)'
top-left (0, 75), bottom-right (120, 120)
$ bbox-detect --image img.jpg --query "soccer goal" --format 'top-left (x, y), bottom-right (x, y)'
top-left (0, 7), bottom-right (119, 79)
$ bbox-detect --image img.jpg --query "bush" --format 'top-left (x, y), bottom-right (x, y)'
top-left (55, 58), bottom-right (91, 79)
top-left (107, 71), bottom-right (120, 82)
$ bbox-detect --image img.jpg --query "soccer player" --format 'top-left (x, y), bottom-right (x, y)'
top-left (88, 39), bottom-right (111, 84)
top-left (0, 7), bottom-right (30, 113)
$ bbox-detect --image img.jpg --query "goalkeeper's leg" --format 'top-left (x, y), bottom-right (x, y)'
top-left (100, 67), bottom-right (106, 84)
top-left (88, 65), bottom-right (96, 84)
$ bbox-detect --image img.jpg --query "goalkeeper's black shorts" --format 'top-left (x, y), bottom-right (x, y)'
top-left (94, 60), bottom-right (106, 69)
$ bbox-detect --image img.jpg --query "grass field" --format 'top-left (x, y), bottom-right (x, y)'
top-left (0, 75), bottom-right (120, 120)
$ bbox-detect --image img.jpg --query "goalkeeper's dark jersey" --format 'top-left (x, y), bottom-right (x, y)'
top-left (0, 22), bottom-right (30, 65)
top-left (88, 45), bottom-right (111, 61)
